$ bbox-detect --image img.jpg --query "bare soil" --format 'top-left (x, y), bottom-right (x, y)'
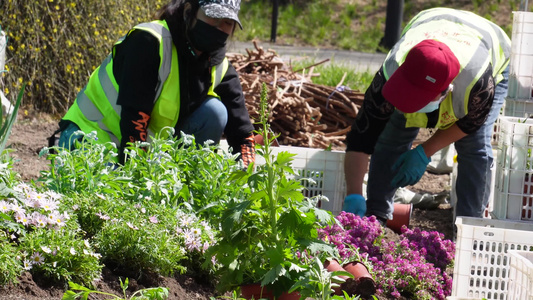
top-left (0, 113), bottom-right (453, 300)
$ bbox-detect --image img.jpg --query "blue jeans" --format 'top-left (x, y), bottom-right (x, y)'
top-left (177, 97), bottom-right (227, 146)
top-left (367, 68), bottom-right (509, 219)
top-left (59, 97), bottom-right (228, 149)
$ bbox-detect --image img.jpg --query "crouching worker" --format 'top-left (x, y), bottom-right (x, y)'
top-left (52, 0), bottom-right (255, 167)
top-left (342, 7), bottom-right (510, 224)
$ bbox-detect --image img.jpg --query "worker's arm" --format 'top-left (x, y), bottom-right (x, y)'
top-left (344, 151), bottom-right (370, 195)
top-left (421, 123), bottom-right (467, 157)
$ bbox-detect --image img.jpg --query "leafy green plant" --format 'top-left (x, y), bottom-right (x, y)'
top-left (1, 0), bottom-right (168, 114)
top-left (63, 278), bottom-right (169, 300)
top-left (204, 83), bottom-right (337, 296)
top-left (41, 128), bottom-right (246, 221)
top-left (0, 182), bottom-right (102, 285)
top-left (289, 256), bottom-right (351, 300)
top-left (0, 234), bottom-right (23, 285)
top-left (0, 81), bottom-right (23, 154)
top-left (62, 191), bottom-right (218, 279)
top-left (39, 131), bottom-right (122, 195)
top-left (209, 290), bottom-right (247, 300)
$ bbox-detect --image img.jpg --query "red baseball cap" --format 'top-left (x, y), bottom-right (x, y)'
top-left (382, 39), bottom-right (460, 113)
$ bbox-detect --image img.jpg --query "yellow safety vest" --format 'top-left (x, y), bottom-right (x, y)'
top-left (63, 20), bottom-right (229, 146)
top-left (382, 8), bottom-right (510, 129)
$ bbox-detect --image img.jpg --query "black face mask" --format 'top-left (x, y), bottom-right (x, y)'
top-left (187, 19), bottom-right (229, 53)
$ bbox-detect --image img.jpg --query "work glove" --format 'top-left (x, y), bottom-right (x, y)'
top-left (342, 194), bottom-right (366, 217)
top-left (391, 144), bottom-right (431, 188)
top-left (239, 134), bottom-right (256, 169)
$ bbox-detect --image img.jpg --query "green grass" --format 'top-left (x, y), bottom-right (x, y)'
top-left (235, 0), bottom-right (532, 53)
top-left (234, 0), bottom-right (531, 90)
top-left (289, 59), bottom-right (374, 92)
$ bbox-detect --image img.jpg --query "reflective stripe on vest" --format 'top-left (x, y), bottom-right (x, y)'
top-left (382, 8), bottom-right (510, 128)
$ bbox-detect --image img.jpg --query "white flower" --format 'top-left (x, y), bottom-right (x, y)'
top-left (191, 227), bottom-right (202, 236)
top-left (185, 236), bottom-right (201, 251)
top-left (40, 199), bottom-right (58, 212)
top-left (31, 213), bottom-right (47, 228)
top-left (23, 259), bottom-right (33, 270)
top-left (70, 247), bottom-right (76, 255)
top-left (41, 246), bottom-right (52, 254)
top-left (84, 239), bottom-right (90, 248)
top-left (9, 202), bottom-right (24, 214)
top-left (127, 222), bottom-right (139, 230)
top-left (31, 252), bottom-right (44, 265)
top-left (14, 212), bottom-right (29, 225)
top-left (45, 190), bottom-right (62, 201)
top-left (0, 200), bottom-right (10, 212)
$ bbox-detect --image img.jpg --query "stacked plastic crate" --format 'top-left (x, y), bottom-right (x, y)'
top-left (493, 10), bottom-right (533, 223)
top-left (503, 11), bottom-right (533, 117)
top-left (493, 10), bottom-right (533, 222)
top-left (451, 11), bottom-right (533, 300)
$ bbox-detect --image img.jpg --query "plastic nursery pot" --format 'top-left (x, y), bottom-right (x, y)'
top-left (342, 261), bottom-right (376, 298)
top-left (386, 203), bottom-right (413, 234)
top-left (240, 283), bottom-right (300, 300)
top-left (323, 259), bottom-right (352, 296)
top-left (240, 283), bottom-right (273, 299)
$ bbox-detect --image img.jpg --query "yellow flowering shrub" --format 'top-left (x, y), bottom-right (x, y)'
top-left (0, 0), bottom-right (166, 115)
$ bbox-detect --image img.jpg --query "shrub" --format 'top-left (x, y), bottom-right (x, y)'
top-left (0, 0), bottom-right (166, 115)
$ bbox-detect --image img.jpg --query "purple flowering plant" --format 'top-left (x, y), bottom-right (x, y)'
top-left (319, 211), bottom-right (455, 299)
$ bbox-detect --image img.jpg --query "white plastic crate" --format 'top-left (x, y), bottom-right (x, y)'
top-left (508, 250), bottom-right (533, 300)
top-left (493, 116), bottom-right (533, 221)
top-left (255, 146), bottom-right (346, 215)
top-left (508, 11), bottom-right (533, 101)
top-left (452, 217), bottom-right (533, 299)
top-left (503, 97), bottom-right (533, 117)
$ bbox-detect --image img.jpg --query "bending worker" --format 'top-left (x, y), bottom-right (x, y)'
top-left (55, 0), bottom-right (255, 166)
top-left (342, 7), bottom-right (511, 224)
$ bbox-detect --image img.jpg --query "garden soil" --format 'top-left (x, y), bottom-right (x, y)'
top-left (0, 113), bottom-right (453, 300)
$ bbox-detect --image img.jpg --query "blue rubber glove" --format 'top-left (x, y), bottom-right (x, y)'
top-left (342, 194), bottom-right (366, 217)
top-left (391, 144), bottom-right (431, 188)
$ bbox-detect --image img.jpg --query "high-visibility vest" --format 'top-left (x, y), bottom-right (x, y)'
top-left (382, 8), bottom-right (511, 129)
top-left (63, 20), bottom-right (229, 146)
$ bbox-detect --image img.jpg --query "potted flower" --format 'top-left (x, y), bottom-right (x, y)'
top-left (205, 83), bottom-right (336, 298)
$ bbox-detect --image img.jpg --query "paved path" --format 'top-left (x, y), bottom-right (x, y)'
top-left (227, 41), bottom-right (387, 73)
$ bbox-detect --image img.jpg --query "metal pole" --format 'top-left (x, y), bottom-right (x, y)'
top-left (520, 0), bottom-right (529, 11)
top-left (379, 0), bottom-right (404, 50)
top-left (270, 0), bottom-right (279, 43)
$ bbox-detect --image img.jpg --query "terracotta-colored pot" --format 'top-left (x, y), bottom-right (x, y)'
top-left (240, 283), bottom-right (301, 300)
top-left (342, 261), bottom-right (376, 298)
top-left (241, 283), bottom-right (273, 299)
top-left (386, 203), bottom-right (412, 234)
top-left (324, 259), bottom-right (350, 295)
top-left (324, 260), bottom-right (357, 296)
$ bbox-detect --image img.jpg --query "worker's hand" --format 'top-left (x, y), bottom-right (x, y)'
top-left (342, 194), bottom-right (366, 217)
top-left (391, 144), bottom-right (431, 188)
